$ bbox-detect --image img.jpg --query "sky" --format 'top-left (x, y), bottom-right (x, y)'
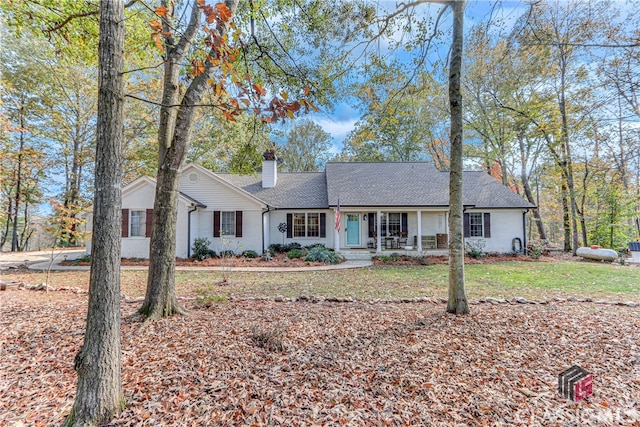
top-left (296, 0), bottom-right (530, 154)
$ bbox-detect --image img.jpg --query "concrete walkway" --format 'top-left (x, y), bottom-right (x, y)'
top-left (1, 248), bottom-right (372, 272)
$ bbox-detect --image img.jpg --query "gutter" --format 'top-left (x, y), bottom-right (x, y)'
top-left (187, 205), bottom-right (198, 258)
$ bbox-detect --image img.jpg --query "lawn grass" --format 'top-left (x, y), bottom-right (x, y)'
top-left (7, 259), bottom-right (639, 302)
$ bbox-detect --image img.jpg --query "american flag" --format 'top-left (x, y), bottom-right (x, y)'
top-left (335, 199), bottom-right (341, 232)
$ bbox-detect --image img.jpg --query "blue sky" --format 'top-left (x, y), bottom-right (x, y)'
top-left (296, 0), bottom-right (530, 154)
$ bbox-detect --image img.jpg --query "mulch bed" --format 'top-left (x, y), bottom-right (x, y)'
top-left (62, 253), bottom-right (330, 268)
top-left (1, 289), bottom-right (639, 426)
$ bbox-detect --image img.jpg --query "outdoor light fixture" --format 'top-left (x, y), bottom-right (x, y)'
top-left (363, 215), bottom-right (367, 221)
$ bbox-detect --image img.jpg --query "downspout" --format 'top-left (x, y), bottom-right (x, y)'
top-left (187, 205), bottom-right (197, 258)
top-left (522, 209), bottom-right (529, 255)
top-left (262, 207), bottom-right (271, 254)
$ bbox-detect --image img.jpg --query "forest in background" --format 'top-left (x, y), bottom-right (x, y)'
top-left (1, 0), bottom-right (639, 253)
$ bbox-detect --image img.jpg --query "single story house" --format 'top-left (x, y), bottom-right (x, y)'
top-left (85, 159), bottom-right (535, 258)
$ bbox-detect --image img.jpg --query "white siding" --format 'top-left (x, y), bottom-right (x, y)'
top-left (175, 202), bottom-right (190, 258)
top-left (181, 166), bottom-right (266, 254)
top-left (267, 210), bottom-right (334, 249)
top-left (121, 182), bottom-right (155, 258)
top-left (190, 209), bottom-right (264, 255)
top-left (179, 167), bottom-right (262, 211)
top-left (465, 209), bottom-right (525, 253)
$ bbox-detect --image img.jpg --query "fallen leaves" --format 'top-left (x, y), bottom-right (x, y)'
top-left (1, 290), bottom-right (639, 425)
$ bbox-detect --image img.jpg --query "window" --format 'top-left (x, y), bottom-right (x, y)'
top-left (220, 211), bottom-right (236, 236)
top-left (464, 212), bottom-right (491, 238)
top-left (369, 212), bottom-right (408, 236)
top-left (214, 211), bottom-right (243, 237)
top-left (122, 209), bottom-right (152, 238)
top-left (287, 213), bottom-right (326, 238)
top-left (388, 213), bottom-right (401, 236)
top-left (130, 210), bottom-right (145, 237)
top-left (469, 213), bottom-right (483, 237)
top-left (307, 213), bottom-right (320, 237)
top-left (293, 213), bottom-right (306, 237)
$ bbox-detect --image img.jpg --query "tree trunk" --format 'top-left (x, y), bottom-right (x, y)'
top-left (517, 132), bottom-right (546, 241)
top-left (557, 49), bottom-right (580, 255)
top-left (446, 0), bottom-right (469, 315)
top-left (64, 0), bottom-right (125, 425)
top-left (141, 0), bottom-right (240, 320)
top-left (11, 105), bottom-right (25, 252)
top-left (561, 180), bottom-right (572, 252)
top-left (140, 154), bottom-right (186, 318)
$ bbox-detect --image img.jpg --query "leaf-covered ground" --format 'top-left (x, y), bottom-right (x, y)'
top-left (1, 289), bottom-right (639, 426)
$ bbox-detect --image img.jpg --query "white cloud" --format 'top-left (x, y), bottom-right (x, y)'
top-left (315, 117), bottom-right (358, 153)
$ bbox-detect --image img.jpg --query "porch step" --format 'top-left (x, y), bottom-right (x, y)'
top-left (339, 250), bottom-right (375, 261)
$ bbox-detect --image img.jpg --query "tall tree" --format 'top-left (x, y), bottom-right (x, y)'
top-left (140, 0), bottom-right (365, 319)
top-left (139, 0), bottom-right (244, 319)
top-left (342, 66), bottom-right (449, 164)
top-left (518, 0), bottom-right (611, 252)
top-left (65, 0), bottom-right (125, 424)
top-left (446, 0), bottom-right (469, 314)
top-left (0, 29), bottom-right (49, 251)
top-left (280, 120), bottom-right (333, 172)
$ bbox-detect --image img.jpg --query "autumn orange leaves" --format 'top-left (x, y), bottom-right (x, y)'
top-left (150, 1), bottom-right (317, 125)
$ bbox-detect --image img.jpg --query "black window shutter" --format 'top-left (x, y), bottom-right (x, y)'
top-left (319, 213), bottom-right (326, 238)
top-left (121, 209), bottom-right (129, 238)
top-left (213, 211), bottom-right (221, 237)
top-left (145, 209), bottom-right (153, 237)
top-left (368, 212), bottom-right (375, 237)
top-left (286, 213), bottom-right (293, 238)
top-left (463, 212), bottom-right (470, 238)
top-left (483, 212), bottom-right (491, 238)
top-left (401, 212), bottom-right (408, 233)
top-left (235, 211), bottom-right (243, 237)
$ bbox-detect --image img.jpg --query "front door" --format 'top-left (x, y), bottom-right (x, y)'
top-left (346, 214), bottom-right (360, 246)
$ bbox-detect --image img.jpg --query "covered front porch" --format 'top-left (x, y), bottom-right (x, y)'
top-left (334, 208), bottom-right (450, 254)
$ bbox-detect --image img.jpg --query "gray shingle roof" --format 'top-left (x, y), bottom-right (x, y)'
top-left (215, 162), bottom-right (534, 210)
top-left (325, 162), bottom-right (535, 209)
top-left (462, 171), bottom-right (535, 209)
top-left (217, 172), bottom-right (328, 209)
top-left (326, 162), bottom-right (450, 207)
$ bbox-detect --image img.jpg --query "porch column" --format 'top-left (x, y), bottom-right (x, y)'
top-left (417, 210), bottom-right (423, 252)
top-left (263, 211), bottom-right (270, 254)
top-left (376, 210), bottom-right (382, 252)
top-left (334, 208), bottom-right (340, 252)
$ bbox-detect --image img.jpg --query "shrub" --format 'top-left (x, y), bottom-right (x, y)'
top-left (250, 324), bottom-right (286, 352)
top-left (71, 255), bottom-right (91, 265)
top-left (304, 243), bottom-right (325, 250)
top-left (287, 248), bottom-right (307, 259)
top-left (415, 255), bottom-right (432, 265)
top-left (192, 237), bottom-right (212, 260)
top-left (219, 249), bottom-right (236, 258)
top-left (465, 239), bottom-right (486, 259)
top-left (242, 250), bottom-right (259, 258)
top-left (269, 242), bottom-right (303, 254)
top-left (373, 255), bottom-right (393, 263)
top-left (286, 242), bottom-right (303, 251)
top-left (528, 241), bottom-right (546, 260)
top-left (305, 246), bottom-right (342, 264)
top-left (268, 243), bottom-right (284, 254)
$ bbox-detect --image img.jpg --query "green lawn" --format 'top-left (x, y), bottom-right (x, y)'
top-left (171, 260), bottom-right (639, 302)
top-left (7, 259), bottom-right (639, 302)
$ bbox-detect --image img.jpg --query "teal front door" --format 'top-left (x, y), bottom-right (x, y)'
top-left (346, 214), bottom-right (360, 246)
